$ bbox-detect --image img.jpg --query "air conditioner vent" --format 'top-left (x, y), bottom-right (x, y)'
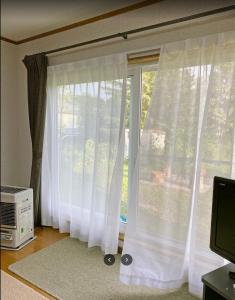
top-left (0, 202), bottom-right (16, 227)
top-left (0, 186), bottom-right (26, 194)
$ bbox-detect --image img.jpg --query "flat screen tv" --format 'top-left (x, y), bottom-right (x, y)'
top-left (210, 176), bottom-right (235, 265)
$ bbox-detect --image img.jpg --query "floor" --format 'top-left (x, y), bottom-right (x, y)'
top-left (1, 227), bottom-right (68, 299)
top-left (1, 227), bottom-right (196, 300)
top-left (1, 270), bottom-right (48, 300)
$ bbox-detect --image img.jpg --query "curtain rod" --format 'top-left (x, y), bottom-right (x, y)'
top-left (42, 5), bottom-right (235, 56)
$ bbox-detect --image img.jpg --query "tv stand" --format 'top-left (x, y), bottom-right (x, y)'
top-left (202, 263), bottom-right (235, 300)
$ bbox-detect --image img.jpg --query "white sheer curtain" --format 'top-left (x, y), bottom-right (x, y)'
top-left (120, 31), bottom-right (235, 298)
top-left (41, 54), bottom-right (127, 254)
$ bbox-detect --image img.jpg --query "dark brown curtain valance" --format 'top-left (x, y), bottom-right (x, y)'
top-left (23, 53), bottom-right (48, 226)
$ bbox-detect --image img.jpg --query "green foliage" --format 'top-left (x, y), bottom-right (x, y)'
top-left (125, 71), bottom-right (157, 129)
top-left (59, 63), bottom-right (235, 223)
top-left (120, 162), bottom-right (128, 218)
top-left (141, 71), bottom-right (157, 129)
top-left (121, 71), bottom-right (157, 218)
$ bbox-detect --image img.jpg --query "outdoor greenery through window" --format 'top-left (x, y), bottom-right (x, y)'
top-left (120, 66), bottom-right (157, 222)
top-left (51, 61), bottom-right (158, 225)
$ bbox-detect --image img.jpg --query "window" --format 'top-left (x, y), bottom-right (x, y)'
top-left (120, 62), bottom-right (158, 225)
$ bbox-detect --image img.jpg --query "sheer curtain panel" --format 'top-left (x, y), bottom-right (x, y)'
top-left (120, 31), bottom-right (235, 298)
top-left (42, 54), bottom-right (127, 254)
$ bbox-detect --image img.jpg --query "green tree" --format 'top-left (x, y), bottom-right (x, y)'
top-left (125, 71), bottom-right (157, 129)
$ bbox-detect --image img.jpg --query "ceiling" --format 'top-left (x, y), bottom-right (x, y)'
top-left (1, 0), bottom-right (144, 41)
top-left (1, 0), bottom-right (235, 43)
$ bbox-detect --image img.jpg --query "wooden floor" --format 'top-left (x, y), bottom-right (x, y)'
top-left (1, 227), bottom-right (68, 299)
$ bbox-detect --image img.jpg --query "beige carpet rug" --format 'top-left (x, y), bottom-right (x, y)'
top-left (1, 270), bottom-right (47, 300)
top-left (9, 237), bottom-right (197, 300)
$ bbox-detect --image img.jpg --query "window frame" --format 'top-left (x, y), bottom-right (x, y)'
top-left (119, 61), bottom-right (159, 234)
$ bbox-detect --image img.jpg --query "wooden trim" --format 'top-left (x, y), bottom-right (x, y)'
top-left (118, 233), bottom-right (124, 254)
top-left (119, 232), bottom-right (125, 242)
top-left (3, 0), bottom-right (163, 45)
top-left (0, 36), bottom-right (18, 45)
top-left (118, 246), bottom-right (123, 254)
top-left (32, 5), bottom-right (235, 56)
top-left (118, 232), bottom-right (125, 254)
top-left (128, 53), bottom-right (160, 64)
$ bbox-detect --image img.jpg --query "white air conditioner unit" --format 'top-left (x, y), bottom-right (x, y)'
top-left (0, 186), bottom-right (34, 250)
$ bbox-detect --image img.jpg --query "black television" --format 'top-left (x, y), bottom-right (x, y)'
top-left (210, 176), bottom-right (235, 270)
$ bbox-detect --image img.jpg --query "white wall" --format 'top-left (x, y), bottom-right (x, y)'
top-left (1, 41), bottom-right (22, 185)
top-left (1, 0), bottom-right (235, 186)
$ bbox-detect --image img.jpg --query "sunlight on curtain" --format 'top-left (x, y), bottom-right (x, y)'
top-left (41, 54), bottom-right (127, 254)
top-left (120, 31), bottom-right (235, 298)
